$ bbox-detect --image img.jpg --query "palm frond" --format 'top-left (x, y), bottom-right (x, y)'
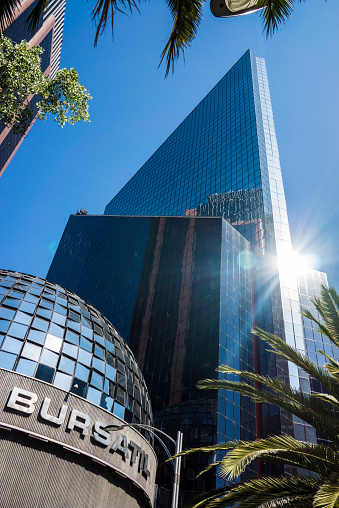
top-left (196, 461), bottom-right (222, 478)
top-left (314, 473), bottom-right (339, 508)
top-left (253, 327), bottom-right (339, 400)
top-left (167, 441), bottom-right (234, 460)
top-left (302, 285), bottom-right (339, 350)
top-left (91, 0), bottom-right (141, 46)
top-left (312, 392), bottom-right (339, 409)
top-left (207, 494), bottom-right (314, 508)
top-left (215, 435), bottom-right (336, 479)
top-left (160, 0), bottom-right (204, 77)
top-left (0, 0), bottom-right (21, 32)
top-left (255, 0), bottom-right (294, 36)
top-left (183, 488), bottom-right (227, 508)
top-left (26, 0), bottom-right (49, 34)
top-left (197, 376), bottom-right (339, 443)
top-left (204, 475), bottom-right (319, 508)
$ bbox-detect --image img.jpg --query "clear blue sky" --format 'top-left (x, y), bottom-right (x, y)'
top-left (1, 0), bottom-right (339, 289)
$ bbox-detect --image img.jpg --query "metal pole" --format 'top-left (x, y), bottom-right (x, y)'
top-left (171, 431), bottom-right (183, 508)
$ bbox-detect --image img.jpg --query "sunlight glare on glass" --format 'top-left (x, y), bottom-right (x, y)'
top-left (277, 251), bottom-right (317, 277)
top-left (237, 250), bottom-right (256, 270)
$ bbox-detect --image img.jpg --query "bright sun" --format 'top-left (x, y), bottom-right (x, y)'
top-left (277, 251), bottom-right (316, 277)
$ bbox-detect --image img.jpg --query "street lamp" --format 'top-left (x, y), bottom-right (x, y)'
top-left (105, 422), bottom-right (183, 508)
top-left (210, 0), bottom-right (263, 18)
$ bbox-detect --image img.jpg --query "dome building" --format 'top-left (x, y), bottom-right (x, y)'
top-left (0, 269), bottom-right (157, 508)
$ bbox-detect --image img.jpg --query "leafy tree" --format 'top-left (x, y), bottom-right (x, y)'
top-left (172, 285), bottom-right (339, 508)
top-left (0, 36), bottom-right (91, 136)
top-left (0, 0), bottom-right (322, 76)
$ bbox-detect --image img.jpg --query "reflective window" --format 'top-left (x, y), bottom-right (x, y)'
top-left (40, 348), bottom-right (58, 368)
top-left (92, 357), bottom-right (105, 374)
top-left (21, 342), bottom-right (41, 361)
top-left (3, 298), bottom-right (20, 309)
top-left (65, 330), bottom-right (79, 345)
top-left (90, 371), bottom-right (103, 390)
top-left (101, 393), bottom-right (113, 412)
top-left (48, 323), bottom-right (64, 339)
top-left (19, 301), bottom-right (35, 314)
top-left (58, 355), bottom-right (75, 375)
top-left (94, 334), bottom-right (105, 347)
top-left (54, 372), bottom-right (72, 391)
top-left (45, 334), bottom-right (62, 353)
top-left (74, 363), bottom-right (89, 382)
top-left (80, 336), bottom-right (92, 352)
top-left (106, 364), bottom-right (116, 381)
top-left (51, 312), bottom-right (66, 326)
top-left (35, 364), bottom-right (55, 383)
top-left (0, 320), bottom-right (10, 333)
top-left (0, 308), bottom-right (15, 320)
top-left (72, 378), bottom-right (87, 397)
top-left (36, 308), bottom-right (52, 320)
top-left (86, 386), bottom-right (101, 405)
top-left (78, 348), bottom-right (91, 367)
top-left (0, 351), bottom-right (16, 369)
top-left (14, 311), bottom-right (32, 325)
top-left (62, 342), bottom-right (78, 359)
top-left (32, 317), bottom-right (49, 332)
top-left (8, 322), bottom-right (27, 339)
top-left (2, 336), bottom-right (23, 354)
top-left (112, 402), bottom-right (125, 420)
top-left (16, 358), bottom-right (37, 377)
top-left (27, 329), bottom-right (46, 345)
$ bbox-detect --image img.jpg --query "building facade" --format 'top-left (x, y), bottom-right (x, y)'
top-left (0, 269), bottom-right (157, 507)
top-left (0, 0), bottom-right (66, 176)
top-left (47, 51), bottom-right (329, 505)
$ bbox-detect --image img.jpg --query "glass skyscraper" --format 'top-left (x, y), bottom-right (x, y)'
top-left (48, 50), bottom-right (329, 506)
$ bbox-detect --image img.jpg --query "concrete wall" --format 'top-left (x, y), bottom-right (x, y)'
top-left (0, 369), bottom-right (157, 507)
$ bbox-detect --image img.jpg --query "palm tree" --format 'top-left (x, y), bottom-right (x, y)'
top-left (171, 285), bottom-right (339, 508)
top-left (0, 0), bottom-right (313, 76)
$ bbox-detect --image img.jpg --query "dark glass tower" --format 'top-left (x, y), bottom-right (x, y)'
top-left (48, 50), bottom-right (329, 505)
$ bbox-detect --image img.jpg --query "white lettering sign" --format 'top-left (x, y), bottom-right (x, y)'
top-left (6, 387), bottom-right (151, 478)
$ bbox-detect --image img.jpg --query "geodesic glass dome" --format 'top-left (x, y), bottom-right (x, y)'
top-left (0, 269), bottom-right (153, 427)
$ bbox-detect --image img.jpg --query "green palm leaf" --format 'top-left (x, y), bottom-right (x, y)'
top-left (91, 0), bottom-right (141, 46)
top-left (312, 392), bottom-right (339, 409)
top-left (301, 286), bottom-right (339, 350)
top-left (252, 327), bottom-right (339, 400)
top-left (183, 476), bottom-right (318, 508)
top-left (197, 377), bottom-right (339, 443)
top-left (256, 0), bottom-right (294, 36)
top-left (183, 488), bottom-right (227, 508)
top-left (314, 473), bottom-right (339, 508)
top-left (0, 0), bottom-right (20, 32)
top-left (160, 0), bottom-right (204, 76)
top-left (215, 436), bottom-right (337, 479)
top-left (204, 476), bottom-right (318, 508)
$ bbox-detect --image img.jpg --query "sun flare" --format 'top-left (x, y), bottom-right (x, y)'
top-left (277, 251), bottom-right (317, 277)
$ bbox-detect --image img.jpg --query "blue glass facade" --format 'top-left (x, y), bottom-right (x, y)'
top-left (48, 215), bottom-right (255, 503)
top-left (0, 269), bottom-right (153, 430)
top-left (104, 49), bottom-right (292, 438)
top-left (47, 50), bottom-right (331, 505)
top-left (105, 51), bottom-right (267, 218)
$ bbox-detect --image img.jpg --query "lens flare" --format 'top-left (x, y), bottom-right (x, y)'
top-left (237, 250), bottom-right (257, 270)
top-left (277, 250), bottom-right (317, 277)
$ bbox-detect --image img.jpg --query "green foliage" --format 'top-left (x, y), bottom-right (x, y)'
top-left (0, 36), bottom-right (91, 137)
top-left (160, 0), bottom-right (204, 77)
top-left (170, 286), bottom-right (339, 507)
top-left (0, 0), bottom-right (325, 76)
